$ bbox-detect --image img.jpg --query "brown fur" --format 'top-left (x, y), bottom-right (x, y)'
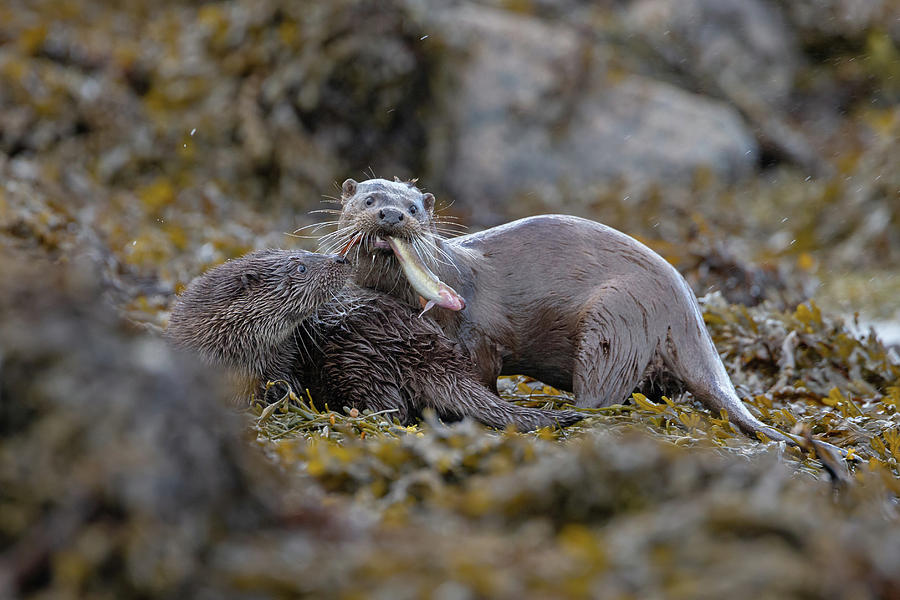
top-left (167, 249), bottom-right (581, 431)
top-left (327, 178), bottom-right (801, 446)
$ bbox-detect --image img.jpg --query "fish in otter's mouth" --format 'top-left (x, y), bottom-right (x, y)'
top-left (340, 231), bottom-right (465, 316)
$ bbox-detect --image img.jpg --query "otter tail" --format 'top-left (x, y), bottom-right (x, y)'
top-left (660, 285), bottom-right (806, 448)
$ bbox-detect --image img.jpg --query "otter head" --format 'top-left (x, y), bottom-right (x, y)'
top-left (168, 249), bottom-right (352, 375)
top-left (320, 177), bottom-right (448, 296)
top-left (324, 177), bottom-right (435, 254)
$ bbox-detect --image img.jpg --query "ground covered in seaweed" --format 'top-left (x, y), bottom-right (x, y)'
top-left (2, 0), bottom-right (900, 598)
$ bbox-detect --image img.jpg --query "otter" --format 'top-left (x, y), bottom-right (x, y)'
top-left (166, 249), bottom-right (581, 431)
top-left (323, 178), bottom-right (815, 448)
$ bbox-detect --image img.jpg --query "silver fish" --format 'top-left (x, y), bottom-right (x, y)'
top-left (387, 236), bottom-right (466, 316)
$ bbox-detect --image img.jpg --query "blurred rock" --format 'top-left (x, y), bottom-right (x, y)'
top-left (622, 0), bottom-right (822, 173)
top-left (678, 239), bottom-right (814, 309)
top-left (777, 0), bottom-right (900, 42)
top-left (428, 5), bottom-right (757, 221)
top-left (624, 0), bottom-right (798, 108)
top-left (0, 252), bottom-right (315, 598)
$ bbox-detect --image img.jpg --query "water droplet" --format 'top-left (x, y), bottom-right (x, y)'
top-left (132, 240), bottom-right (137, 246)
top-left (420, 35), bottom-right (429, 40)
top-left (190, 128), bottom-right (197, 136)
top-left (781, 217), bottom-right (788, 223)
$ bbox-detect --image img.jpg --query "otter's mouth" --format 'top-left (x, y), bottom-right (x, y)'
top-left (337, 230), bottom-right (465, 315)
top-left (340, 232), bottom-right (397, 256)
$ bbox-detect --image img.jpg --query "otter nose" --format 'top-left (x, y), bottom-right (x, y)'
top-left (378, 207), bottom-right (404, 226)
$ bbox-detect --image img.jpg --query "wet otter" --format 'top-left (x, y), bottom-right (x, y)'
top-left (167, 249), bottom-right (581, 431)
top-left (324, 178), bottom-right (809, 447)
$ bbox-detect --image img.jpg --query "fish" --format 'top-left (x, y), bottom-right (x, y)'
top-left (386, 236), bottom-right (466, 317)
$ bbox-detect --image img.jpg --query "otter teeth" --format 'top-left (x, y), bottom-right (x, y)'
top-left (373, 236), bottom-right (391, 250)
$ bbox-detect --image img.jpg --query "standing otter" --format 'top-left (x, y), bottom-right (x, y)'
top-left (323, 178), bottom-right (809, 447)
top-left (167, 249), bottom-right (581, 431)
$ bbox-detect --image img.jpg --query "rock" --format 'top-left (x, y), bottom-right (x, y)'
top-left (426, 6), bottom-right (757, 218)
top-left (0, 253), bottom-right (303, 598)
top-left (776, 0), bottom-right (900, 42)
top-left (621, 0), bottom-right (823, 173)
top-left (623, 0), bottom-right (798, 108)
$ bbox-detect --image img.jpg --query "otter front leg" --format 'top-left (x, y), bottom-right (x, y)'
top-left (573, 289), bottom-right (657, 408)
top-left (321, 363), bottom-right (412, 424)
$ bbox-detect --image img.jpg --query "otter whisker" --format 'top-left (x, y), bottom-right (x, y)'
top-left (292, 324), bottom-right (315, 362)
top-left (352, 233), bottom-right (365, 268)
top-left (416, 234), bottom-right (461, 274)
top-left (432, 224), bottom-right (470, 236)
top-left (317, 232), bottom-right (346, 249)
top-left (296, 218), bottom-right (343, 231)
top-left (318, 226), bottom-right (359, 254)
top-left (431, 218), bottom-right (465, 227)
top-left (410, 236), bottom-right (437, 268)
top-left (430, 222), bottom-right (463, 230)
top-left (297, 318), bottom-right (324, 356)
top-left (433, 196), bottom-right (461, 212)
top-left (317, 225), bottom-right (355, 244)
top-left (415, 236), bottom-right (457, 273)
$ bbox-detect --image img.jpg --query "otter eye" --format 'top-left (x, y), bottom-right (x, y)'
top-left (365, 196), bottom-right (374, 206)
top-left (409, 204), bottom-right (417, 214)
top-left (296, 263), bottom-right (307, 274)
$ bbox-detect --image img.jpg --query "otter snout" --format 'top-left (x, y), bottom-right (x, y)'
top-left (378, 207), bottom-right (405, 229)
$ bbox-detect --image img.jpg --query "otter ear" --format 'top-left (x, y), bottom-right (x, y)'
top-left (341, 178), bottom-right (358, 201)
top-left (239, 270), bottom-right (260, 291)
top-left (422, 192), bottom-right (435, 213)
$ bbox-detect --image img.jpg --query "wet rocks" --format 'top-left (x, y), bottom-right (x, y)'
top-left (427, 5), bottom-right (757, 217)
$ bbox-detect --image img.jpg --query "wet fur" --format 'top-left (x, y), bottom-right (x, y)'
top-left (329, 178), bottom-right (800, 445)
top-left (167, 249), bottom-right (580, 431)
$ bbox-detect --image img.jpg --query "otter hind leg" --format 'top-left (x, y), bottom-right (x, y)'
top-left (436, 376), bottom-right (583, 431)
top-left (573, 289), bottom-right (658, 409)
top-left (405, 365), bottom-right (581, 432)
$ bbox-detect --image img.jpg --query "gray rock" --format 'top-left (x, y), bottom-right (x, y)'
top-left (776, 0), bottom-right (899, 42)
top-left (426, 6), bottom-right (757, 215)
top-left (623, 0), bottom-right (798, 108)
top-left (621, 0), bottom-right (823, 173)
